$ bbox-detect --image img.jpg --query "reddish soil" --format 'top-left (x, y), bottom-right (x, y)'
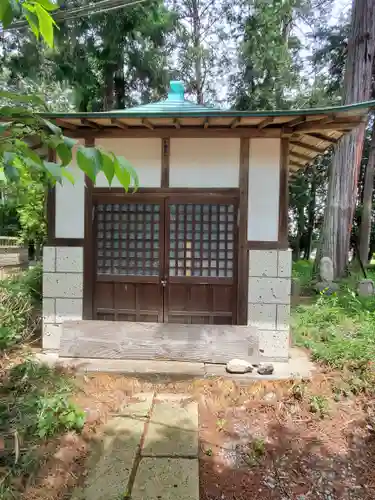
top-left (15, 372), bottom-right (375, 500)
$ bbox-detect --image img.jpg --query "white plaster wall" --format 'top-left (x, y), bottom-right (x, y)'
top-left (55, 143), bottom-right (85, 239)
top-left (169, 138), bottom-right (240, 188)
top-left (248, 139), bottom-right (280, 241)
top-left (95, 138), bottom-right (161, 188)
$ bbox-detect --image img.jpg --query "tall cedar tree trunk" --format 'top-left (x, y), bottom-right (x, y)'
top-left (318, 0), bottom-right (375, 278)
top-left (359, 120), bottom-right (375, 264)
top-left (305, 176), bottom-right (317, 259)
top-left (191, 0), bottom-right (203, 104)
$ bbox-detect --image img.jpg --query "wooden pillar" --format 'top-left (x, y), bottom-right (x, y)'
top-left (278, 138), bottom-right (289, 248)
top-left (161, 137), bottom-right (170, 188)
top-left (237, 137), bottom-right (250, 325)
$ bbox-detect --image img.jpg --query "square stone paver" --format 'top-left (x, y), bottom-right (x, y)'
top-left (142, 394), bottom-right (198, 457)
top-left (118, 392), bottom-right (154, 419)
top-left (72, 413), bottom-right (145, 500)
top-left (131, 457), bottom-right (199, 500)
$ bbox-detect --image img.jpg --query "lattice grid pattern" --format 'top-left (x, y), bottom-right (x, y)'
top-left (96, 203), bottom-right (160, 276)
top-left (169, 203), bottom-right (235, 278)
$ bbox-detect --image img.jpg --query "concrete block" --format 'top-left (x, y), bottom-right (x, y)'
top-left (142, 394), bottom-right (198, 457)
top-left (258, 329), bottom-right (289, 361)
top-left (277, 248), bottom-right (292, 277)
top-left (42, 298), bottom-right (55, 324)
top-left (248, 277), bottom-right (291, 304)
top-left (43, 272), bottom-right (83, 299)
top-left (249, 249), bottom-right (278, 277)
top-left (248, 303), bottom-right (276, 330)
top-left (43, 246), bottom-right (55, 272)
top-left (132, 458), bottom-right (199, 500)
top-left (56, 246), bottom-right (83, 273)
top-left (276, 304), bottom-right (290, 330)
top-left (55, 298), bottom-right (83, 323)
top-left (42, 323), bottom-right (62, 350)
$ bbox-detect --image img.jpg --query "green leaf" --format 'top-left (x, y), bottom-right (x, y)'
top-left (56, 143), bottom-right (72, 166)
top-left (34, 4), bottom-right (55, 48)
top-left (0, 0), bottom-right (14, 28)
top-left (62, 135), bottom-right (78, 149)
top-left (76, 146), bottom-right (100, 182)
top-left (32, 0), bottom-right (59, 11)
top-left (61, 168), bottom-right (75, 184)
top-left (100, 150), bottom-right (115, 186)
top-left (3, 153), bottom-right (20, 181)
top-left (114, 156), bottom-right (131, 191)
top-left (0, 90), bottom-right (47, 108)
top-left (24, 12), bottom-right (40, 39)
top-left (0, 106), bottom-right (36, 118)
top-left (42, 118), bottom-right (61, 135)
top-left (20, 146), bottom-right (43, 168)
top-left (44, 161), bottom-right (62, 183)
top-left (0, 122), bottom-right (12, 134)
top-left (117, 155), bottom-right (138, 190)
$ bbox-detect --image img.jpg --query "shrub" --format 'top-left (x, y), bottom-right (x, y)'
top-left (292, 259), bottom-right (314, 288)
top-left (0, 264), bottom-right (42, 350)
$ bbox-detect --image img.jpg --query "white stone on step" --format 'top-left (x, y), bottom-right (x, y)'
top-left (357, 279), bottom-right (374, 297)
top-left (226, 359), bottom-right (253, 374)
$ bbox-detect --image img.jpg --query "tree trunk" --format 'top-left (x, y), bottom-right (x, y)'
top-left (359, 120), bottom-right (375, 264)
top-left (318, 0), bottom-right (375, 278)
top-left (305, 176), bottom-right (317, 259)
top-left (191, 0), bottom-right (203, 104)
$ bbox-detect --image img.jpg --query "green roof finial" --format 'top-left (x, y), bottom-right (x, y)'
top-left (168, 81), bottom-right (185, 102)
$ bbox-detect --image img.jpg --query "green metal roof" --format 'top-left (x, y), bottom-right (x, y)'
top-left (113, 81), bottom-right (218, 115)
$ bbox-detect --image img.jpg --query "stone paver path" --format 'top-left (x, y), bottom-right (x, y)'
top-left (72, 393), bottom-right (199, 500)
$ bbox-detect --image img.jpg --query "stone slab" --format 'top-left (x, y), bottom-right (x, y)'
top-left (119, 392), bottom-right (154, 418)
top-left (142, 394), bottom-right (198, 457)
top-left (71, 414), bottom-right (144, 500)
top-left (59, 320), bottom-right (259, 364)
top-left (131, 458), bottom-right (199, 500)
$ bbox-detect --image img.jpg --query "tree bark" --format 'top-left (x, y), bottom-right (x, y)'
top-left (359, 120), bottom-right (375, 264)
top-left (305, 176), bottom-right (317, 259)
top-left (318, 0), bottom-right (375, 278)
top-left (191, 0), bottom-right (203, 104)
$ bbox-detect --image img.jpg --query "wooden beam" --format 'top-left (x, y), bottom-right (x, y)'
top-left (81, 118), bottom-right (101, 129)
top-left (142, 118), bottom-right (154, 129)
top-left (290, 151), bottom-right (312, 162)
top-left (55, 119), bottom-right (77, 130)
top-left (305, 132), bottom-right (338, 144)
top-left (230, 117), bottom-right (241, 128)
top-left (293, 119), bottom-right (363, 133)
top-left (111, 118), bottom-right (128, 129)
top-left (290, 161), bottom-right (304, 169)
top-left (203, 118), bottom-right (209, 128)
top-left (174, 118), bottom-right (181, 129)
top-left (65, 127), bottom-right (283, 139)
top-left (257, 117), bottom-right (274, 129)
top-left (237, 137), bottom-right (249, 325)
top-left (290, 140), bottom-right (325, 154)
top-left (285, 115), bottom-right (305, 128)
top-left (161, 137), bottom-right (170, 188)
top-left (289, 156), bottom-right (305, 166)
top-left (278, 138), bottom-right (289, 248)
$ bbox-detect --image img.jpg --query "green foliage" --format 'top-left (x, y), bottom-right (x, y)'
top-left (245, 437), bottom-right (266, 466)
top-left (308, 395), bottom-right (329, 418)
top-left (292, 287), bottom-right (375, 371)
top-left (0, 264), bottom-right (42, 350)
top-left (292, 259), bottom-right (314, 287)
top-left (0, 358), bottom-right (85, 497)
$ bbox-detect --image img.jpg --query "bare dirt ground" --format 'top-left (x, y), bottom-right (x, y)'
top-left (20, 371), bottom-right (375, 500)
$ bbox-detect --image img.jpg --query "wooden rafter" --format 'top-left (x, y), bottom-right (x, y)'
top-left (142, 118), bottom-right (154, 129)
top-left (290, 151), bottom-right (312, 162)
top-left (289, 156), bottom-right (305, 166)
top-left (174, 118), bottom-right (181, 129)
top-left (55, 119), bottom-right (77, 130)
top-left (203, 118), bottom-right (209, 128)
top-left (111, 118), bottom-right (128, 129)
top-left (293, 118), bottom-right (363, 133)
top-left (285, 116), bottom-right (305, 128)
top-left (257, 117), bottom-right (274, 129)
top-left (305, 132), bottom-right (338, 144)
top-left (230, 117), bottom-right (241, 128)
top-left (290, 140), bottom-right (325, 154)
top-left (81, 118), bottom-right (101, 129)
top-left (290, 161), bottom-right (303, 170)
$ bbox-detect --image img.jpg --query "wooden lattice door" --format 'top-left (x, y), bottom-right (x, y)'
top-left (93, 194), bottom-right (238, 324)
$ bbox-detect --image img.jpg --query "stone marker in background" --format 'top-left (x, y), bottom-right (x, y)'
top-left (257, 363), bottom-right (274, 375)
top-left (357, 279), bottom-right (375, 297)
top-left (226, 359), bottom-right (253, 374)
top-left (316, 256), bottom-right (338, 295)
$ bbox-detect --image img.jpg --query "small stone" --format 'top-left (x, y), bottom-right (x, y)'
top-left (263, 392), bottom-right (277, 402)
top-left (357, 279), bottom-right (374, 297)
top-left (226, 359), bottom-right (253, 374)
top-left (257, 364), bottom-right (274, 375)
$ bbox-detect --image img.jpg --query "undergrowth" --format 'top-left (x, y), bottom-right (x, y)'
top-left (0, 358), bottom-right (85, 498)
top-left (0, 264), bottom-right (42, 350)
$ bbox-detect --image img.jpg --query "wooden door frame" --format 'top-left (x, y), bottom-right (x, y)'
top-left (83, 187), bottom-right (241, 322)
